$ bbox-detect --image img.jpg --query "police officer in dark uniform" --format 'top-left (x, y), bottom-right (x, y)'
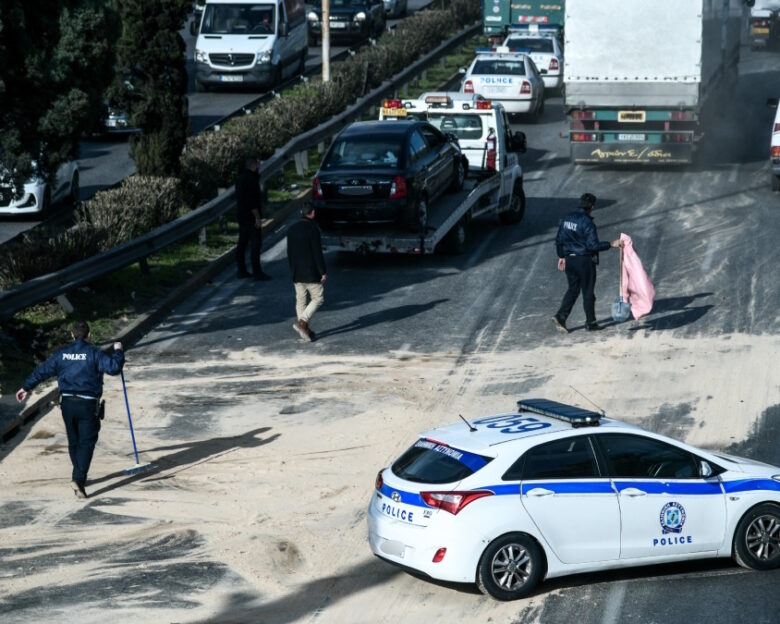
top-left (552, 193), bottom-right (623, 333)
top-left (235, 157), bottom-right (271, 281)
top-left (16, 321), bottom-right (125, 498)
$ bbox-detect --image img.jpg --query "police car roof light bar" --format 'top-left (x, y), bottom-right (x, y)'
top-left (517, 398), bottom-right (603, 427)
top-left (508, 23), bottom-right (562, 33)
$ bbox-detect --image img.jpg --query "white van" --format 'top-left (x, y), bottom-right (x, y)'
top-left (194, 0), bottom-right (308, 91)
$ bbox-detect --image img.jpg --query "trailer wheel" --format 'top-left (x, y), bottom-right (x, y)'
top-left (499, 185), bottom-right (525, 225)
top-left (404, 196), bottom-right (428, 232)
top-left (772, 174), bottom-right (780, 192)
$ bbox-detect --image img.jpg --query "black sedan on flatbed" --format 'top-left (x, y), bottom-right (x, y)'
top-left (312, 120), bottom-right (468, 232)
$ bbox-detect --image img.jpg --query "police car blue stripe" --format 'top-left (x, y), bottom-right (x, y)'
top-left (379, 483), bottom-right (428, 507)
top-left (520, 481), bottom-right (614, 495)
top-left (613, 481), bottom-right (723, 495)
top-left (723, 478), bottom-right (780, 494)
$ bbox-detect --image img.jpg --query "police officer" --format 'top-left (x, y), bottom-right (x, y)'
top-left (235, 157), bottom-right (271, 281)
top-left (16, 321), bottom-right (125, 498)
top-left (552, 193), bottom-right (623, 333)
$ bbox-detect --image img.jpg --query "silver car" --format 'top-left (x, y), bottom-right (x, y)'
top-left (0, 161), bottom-right (80, 217)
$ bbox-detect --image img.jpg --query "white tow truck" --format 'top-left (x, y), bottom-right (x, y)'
top-left (319, 94), bottom-right (528, 254)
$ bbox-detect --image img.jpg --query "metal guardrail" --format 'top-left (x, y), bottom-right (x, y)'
top-left (0, 21), bottom-right (480, 321)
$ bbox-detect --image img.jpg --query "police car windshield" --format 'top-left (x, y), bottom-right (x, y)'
top-left (324, 136), bottom-right (403, 169)
top-left (505, 37), bottom-right (554, 53)
top-left (471, 59), bottom-right (526, 76)
top-left (391, 439), bottom-right (492, 484)
top-left (201, 4), bottom-right (275, 35)
top-left (426, 114), bottom-right (483, 141)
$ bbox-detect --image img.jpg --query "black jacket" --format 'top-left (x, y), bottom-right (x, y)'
top-left (556, 207), bottom-right (610, 260)
top-left (23, 339), bottom-right (124, 399)
top-left (287, 216), bottom-right (326, 283)
top-left (235, 168), bottom-right (262, 221)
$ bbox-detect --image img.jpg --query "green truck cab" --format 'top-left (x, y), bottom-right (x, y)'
top-left (482, 1), bottom-right (565, 41)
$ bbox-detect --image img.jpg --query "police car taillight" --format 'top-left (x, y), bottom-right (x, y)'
top-left (520, 81), bottom-right (531, 95)
top-left (313, 176), bottom-right (323, 199)
top-left (463, 80), bottom-right (474, 94)
top-left (389, 175), bottom-right (407, 199)
top-left (549, 57), bottom-right (559, 71)
top-left (420, 490), bottom-right (493, 515)
top-left (475, 101), bottom-right (492, 110)
top-left (382, 98), bottom-right (404, 109)
top-left (375, 470), bottom-right (383, 490)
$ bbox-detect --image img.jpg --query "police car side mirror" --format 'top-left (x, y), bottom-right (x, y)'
top-left (699, 460), bottom-right (713, 478)
top-left (768, 97), bottom-right (779, 109)
top-left (512, 131), bottom-right (527, 153)
top-left (458, 67), bottom-right (467, 75)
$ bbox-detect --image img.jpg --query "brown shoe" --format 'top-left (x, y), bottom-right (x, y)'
top-left (293, 320), bottom-right (312, 342)
top-left (299, 320), bottom-right (314, 342)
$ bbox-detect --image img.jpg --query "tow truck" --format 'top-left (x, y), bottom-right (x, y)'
top-left (319, 95), bottom-right (527, 254)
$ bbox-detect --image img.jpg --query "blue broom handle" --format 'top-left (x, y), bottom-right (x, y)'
top-left (120, 370), bottom-right (141, 465)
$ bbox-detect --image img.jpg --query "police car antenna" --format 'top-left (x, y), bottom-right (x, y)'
top-left (459, 414), bottom-right (477, 432)
top-left (569, 386), bottom-right (606, 417)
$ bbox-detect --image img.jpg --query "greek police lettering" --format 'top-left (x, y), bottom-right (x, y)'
top-left (62, 353), bottom-right (87, 361)
top-left (414, 440), bottom-right (436, 450)
top-left (653, 535), bottom-right (693, 547)
top-left (380, 502), bottom-right (414, 523)
top-left (433, 444), bottom-right (463, 461)
top-left (482, 77), bottom-right (512, 85)
top-left (563, 221), bottom-right (577, 231)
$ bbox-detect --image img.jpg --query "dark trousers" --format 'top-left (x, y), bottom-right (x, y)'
top-left (556, 255), bottom-right (598, 325)
top-left (236, 218), bottom-right (262, 275)
top-left (61, 396), bottom-right (101, 487)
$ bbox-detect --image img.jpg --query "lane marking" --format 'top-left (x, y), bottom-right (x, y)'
top-left (528, 151), bottom-right (557, 181)
top-left (600, 581), bottom-right (627, 624)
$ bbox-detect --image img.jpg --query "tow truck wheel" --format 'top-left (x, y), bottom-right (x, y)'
top-left (404, 196), bottom-right (428, 232)
top-left (499, 185), bottom-right (525, 225)
top-left (772, 174), bottom-right (780, 192)
top-left (477, 532), bottom-right (544, 600)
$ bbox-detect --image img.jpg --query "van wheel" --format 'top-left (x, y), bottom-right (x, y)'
top-left (477, 533), bottom-right (543, 600)
top-left (404, 196), bottom-right (428, 233)
top-left (772, 174), bottom-right (780, 192)
top-left (733, 503), bottom-right (780, 571)
top-left (499, 185), bottom-right (525, 224)
top-left (449, 158), bottom-right (465, 193)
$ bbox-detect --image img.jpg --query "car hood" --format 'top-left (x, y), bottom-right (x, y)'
top-left (710, 451), bottom-right (780, 475)
top-left (196, 34), bottom-right (274, 54)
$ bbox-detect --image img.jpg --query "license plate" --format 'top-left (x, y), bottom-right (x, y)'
top-left (339, 185), bottom-right (374, 196)
top-left (220, 74), bottom-right (243, 82)
top-left (618, 133), bottom-right (646, 141)
top-left (618, 110), bottom-right (646, 123)
top-left (381, 107), bottom-right (407, 118)
top-left (753, 27), bottom-right (770, 34)
top-left (330, 21), bottom-right (347, 29)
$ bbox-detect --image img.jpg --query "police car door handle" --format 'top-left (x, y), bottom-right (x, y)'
top-left (526, 488), bottom-right (554, 497)
top-left (620, 488), bottom-right (647, 497)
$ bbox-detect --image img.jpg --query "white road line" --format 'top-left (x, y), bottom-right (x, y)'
top-left (263, 236), bottom-right (287, 262)
top-left (600, 581), bottom-right (628, 624)
top-left (528, 151), bottom-right (557, 181)
top-left (701, 231), bottom-right (720, 272)
top-left (728, 164), bottom-right (739, 185)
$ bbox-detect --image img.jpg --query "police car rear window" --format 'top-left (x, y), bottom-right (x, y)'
top-left (471, 60), bottom-right (526, 76)
top-left (505, 37), bottom-right (554, 53)
top-left (427, 114), bottom-right (483, 141)
top-left (391, 438), bottom-right (492, 484)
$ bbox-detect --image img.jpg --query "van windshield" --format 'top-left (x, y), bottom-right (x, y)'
top-left (201, 4), bottom-right (275, 35)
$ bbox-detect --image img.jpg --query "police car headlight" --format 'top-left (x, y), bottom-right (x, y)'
top-left (195, 48), bottom-right (208, 63)
top-left (354, 11), bottom-right (367, 22)
top-left (257, 50), bottom-right (272, 64)
top-left (307, 11), bottom-right (319, 23)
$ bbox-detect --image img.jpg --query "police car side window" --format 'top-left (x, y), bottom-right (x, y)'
top-left (596, 434), bottom-right (699, 480)
top-left (503, 436), bottom-right (599, 481)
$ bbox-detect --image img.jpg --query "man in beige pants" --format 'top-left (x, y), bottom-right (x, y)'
top-left (286, 205), bottom-right (327, 342)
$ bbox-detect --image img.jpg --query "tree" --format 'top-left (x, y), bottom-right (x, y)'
top-left (0, 1), bottom-right (118, 194)
top-left (112, 0), bottom-right (191, 177)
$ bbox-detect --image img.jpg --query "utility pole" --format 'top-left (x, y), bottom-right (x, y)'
top-left (322, 0), bottom-right (331, 82)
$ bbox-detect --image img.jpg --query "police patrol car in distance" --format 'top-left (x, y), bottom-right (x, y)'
top-left (461, 47), bottom-right (545, 120)
top-left (368, 399), bottom-right (780, 600)
top-left (502, 23), bottom-right (563, 93)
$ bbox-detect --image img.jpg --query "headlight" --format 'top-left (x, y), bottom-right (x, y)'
top-left (307, 11), bottom-right (319, 22)
top-left (257, 50), bottom-right (271, 64)
top-left (195, 49), bottom-right (208, 63)
top-left (354, 11), bottom-right (366, 22)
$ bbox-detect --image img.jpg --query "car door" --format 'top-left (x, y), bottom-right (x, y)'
top-left (407, 129), bottom-right (431, 199)
top-left (419, 125), bottom-right (451, 198)
top-left (594, 433), bottom-right (727, 560)
top-left (517, 435), bottom-right (621, 564)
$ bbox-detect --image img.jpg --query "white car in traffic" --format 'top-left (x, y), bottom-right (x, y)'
top-left (0, 161), bottom-right (80, 217)
top-left (461, 48), bottom-right (545, 120)
top-left (368, 398), bottom-right (780, 600)
top-left (503, 25), bottom-right (563, 93)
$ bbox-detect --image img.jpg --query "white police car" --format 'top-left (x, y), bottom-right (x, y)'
top-left (769, 97), bottom-right (780, 191)
top-left (368, 399), bottom-right (780, 600)
top-left (0, 160), bottom-right (80, 217)
top-left (502, 24), bottom-right (563, 93)
top-left (461, 48), bottom-right (545, 120)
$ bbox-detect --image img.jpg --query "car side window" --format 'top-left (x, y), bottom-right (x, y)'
top-left (596, 433), bottom-right (699, 479)
top-left (503, 436), bottom-right (599, 481)
top-left (420, 126), bottom-right (444, 149)
top-left (408, 130), bottom-right (428, 163)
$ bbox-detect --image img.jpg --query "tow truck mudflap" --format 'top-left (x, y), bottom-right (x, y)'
top-left (570, 141), bottom-right (694, 165)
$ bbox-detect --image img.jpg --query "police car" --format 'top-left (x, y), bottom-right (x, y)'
top-left (368, 399), bottom-right (780, 600)
top-left (461, 47), bottom-right (545, 120)
top-left (769, 97), bottom-right (780, 191)
top-left (502, 24), bottom-right (563, 93)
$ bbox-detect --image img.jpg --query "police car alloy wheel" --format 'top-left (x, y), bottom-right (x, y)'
top-left (477, 532), bottom-right (544, 600)
top-left (733, 503), bottom-right (780, 571)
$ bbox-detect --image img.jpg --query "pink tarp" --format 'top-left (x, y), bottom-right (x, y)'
top-left (620, 233), bottom-right (655, 319)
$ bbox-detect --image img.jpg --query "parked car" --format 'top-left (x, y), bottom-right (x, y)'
top-left (369, 398), bottom-right (780, 600)
top-left (312, 120), bottom-right (468, 232)
top-left (461, 48), bottom-right (545, 121)
top-left (307, 0), bottom-right (386, 45)
top-left (383, 0), bottom-right (407, 18)
top-left (0, 161), bottom-right (80, 217)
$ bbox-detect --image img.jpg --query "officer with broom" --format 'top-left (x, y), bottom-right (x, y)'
top-left (16, 321), bottom-right (124, 499)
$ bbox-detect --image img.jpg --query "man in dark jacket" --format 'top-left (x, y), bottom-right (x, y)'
top-left (16, 321), bottom-right (125, 498)
top-left (286, 204), bottom-right (327, 342)
top-left (235, 157), bottom-right (271, 280)
top-left (552, 193), bottom-right (623, 333)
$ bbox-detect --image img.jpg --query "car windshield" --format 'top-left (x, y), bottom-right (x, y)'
top-left (391, 438), bottom-right (492, 484)
top-left (310, 0), bottom-right (366, 7)
top-left (324, 135), bottom-right (403, 169)
top-left (471, 59), bottom-right (526, 76)
top-left (505, 37), bottom-right (554, 53)
top-left (426, 114), bottom-right (483, 141)
top-left (201, 4), bottom-right (275, 35)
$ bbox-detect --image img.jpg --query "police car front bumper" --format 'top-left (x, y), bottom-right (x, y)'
top-left (195, 61), bottom-right (274, 88)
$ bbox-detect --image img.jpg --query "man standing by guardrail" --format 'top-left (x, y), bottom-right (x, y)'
top-left (287, 204), bottom-right (327, 342)
top-left (236, 157), bottom-right (271, 281)
top-left (15, 321), bottom-right (124, 499)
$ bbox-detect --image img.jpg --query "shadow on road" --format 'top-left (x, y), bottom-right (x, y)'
top-left (316, 298), bottom-right (449, 339)
top-left (627, 293), bottom-right (714, 332)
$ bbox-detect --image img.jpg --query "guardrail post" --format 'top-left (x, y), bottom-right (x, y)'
top-left (198, 227), bottom-right (207, 247)
top-left (421, 69), bottom-right (428, 83)
top-left (401, 82), bottom-right (408, 96)
top-left (318, 141), bottom-right (326, 154)
top-left (139, 257), bottom-right (151, 275)
top-left (294, 150), bottom-right (309, 176)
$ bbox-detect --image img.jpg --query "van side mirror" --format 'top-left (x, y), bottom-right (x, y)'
top-left (190, 19), bottom-right (198, 37)
top-left (512, 131), bottom-right (527, 153)
top-left (768, 97), bottom-right (779, 109)
top-left (279, 21), bottom-right (289, 37)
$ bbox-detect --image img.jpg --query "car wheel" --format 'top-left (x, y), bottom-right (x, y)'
top-left (449, 158), bottom-right (465, 193)
top-left (68, 171), bottom-right (79, 204)
top-left (404, 195), bottom-right (428, 233)
top-left (733, 503), bottom-right (780, 571)
top-left (443, 218), bottom-right (467, 254)
top-left (533, 97), bottom-right (545, 122)
top-left (499, 184), bottom-right (525, 224)
top-left (477, 532), bottom-right (544, 600)
top-left (772, 174), bottom-right (780, 192)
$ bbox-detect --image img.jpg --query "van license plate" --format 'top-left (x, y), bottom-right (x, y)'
top-left (330, 21), bottom-right (347, 29)
top-left (618, 133), bottom-right (645, 141)
top-left (220, 75), bottom-right (243, 82)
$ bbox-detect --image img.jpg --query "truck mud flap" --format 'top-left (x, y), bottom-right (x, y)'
top-left (570, 142), bottom-right (693, 165)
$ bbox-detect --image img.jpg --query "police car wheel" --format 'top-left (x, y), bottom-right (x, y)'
top-left (477, 533), bottom-right (543, 600)
top-left (733, 503), bottom-right (780, 571)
